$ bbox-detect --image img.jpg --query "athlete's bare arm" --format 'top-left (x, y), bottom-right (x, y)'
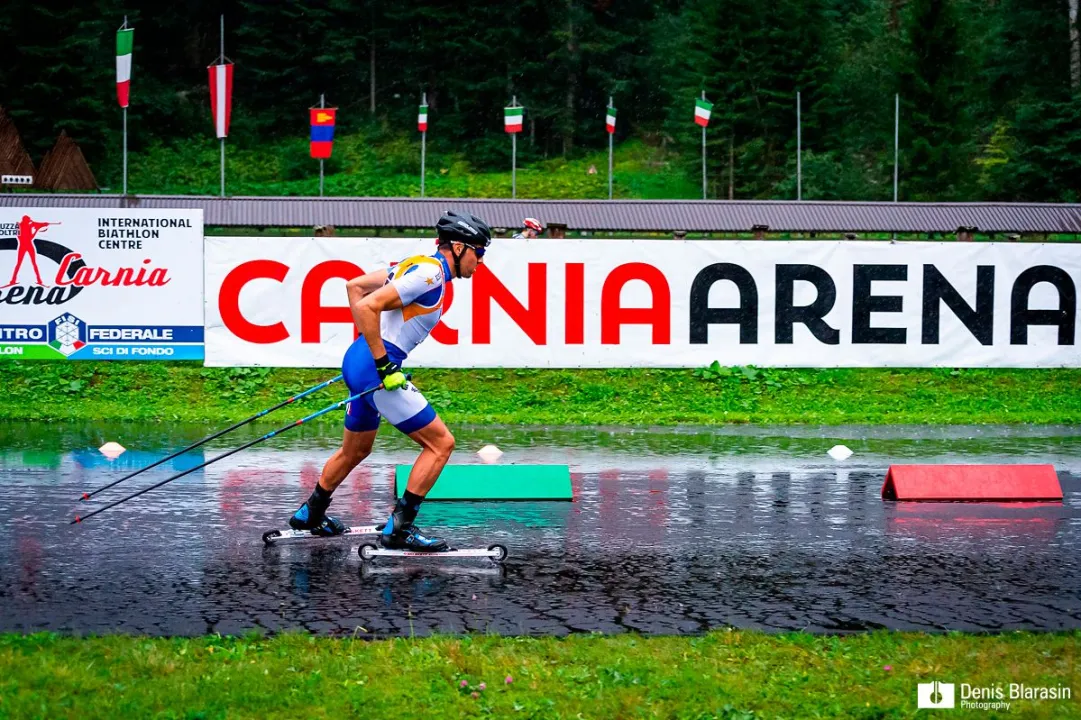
top-left (351, 278), bottom-right (403, 361)
top-left (345, 270), bottom-right (388, 307)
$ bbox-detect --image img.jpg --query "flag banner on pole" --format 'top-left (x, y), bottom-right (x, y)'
top-left (606, 106), bottom-right (617, 134)
top-left (418, 104), bottom-right (428, 132)
top-left (310, 107), bottom-right (337, 158)
top-left (504, 106), bottom-right (523, 133)
top-left (208, 62), bottom-right (234, 139)
top-left (694, 97), bottom-right (713, 127)
top-left (116, 27), bottom-right (133, 108)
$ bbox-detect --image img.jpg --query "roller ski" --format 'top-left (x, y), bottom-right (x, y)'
top-left (262, 522), bottom-right (380, 545)
top-left (359, 489), bottom-right (507, 561)
top-left (359, 541), bottom-right (508, 564)
top-left (263, 490), bottom-right (375, 545)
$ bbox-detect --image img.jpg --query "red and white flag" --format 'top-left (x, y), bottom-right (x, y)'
top-left (208, 62), bottom-right (234, 139)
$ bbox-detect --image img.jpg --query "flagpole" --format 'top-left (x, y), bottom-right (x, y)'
top-left (893, 93), bottom-right (899, 203)
top-left (219, 14), bottom-right (225, 198)
top-left (319, 94), bottom-right (325, 197)
top-left (796, 90), bottom-right (802, 201)
top-left (122, 107), bottom-right (128, 195)
top-left (701, 91), bottom-right (707, 200)
top-left (728, 134), bottom-right (734, 200)
top-left (420, 92), bottom-right (427, 198)
top-left (121, 17), bottom-right (128, 196)
top-left (511, 95), bottom-right (517, 199)
top-left (608, 95), bottom-right (613, 200)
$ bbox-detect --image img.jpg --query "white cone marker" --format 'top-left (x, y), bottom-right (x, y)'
top-left (827, 444), bottom-right (853, 461)
top-left (477, 444), bottom-right (503, 463)
top-left (99, 441), bottom-right (127, 459)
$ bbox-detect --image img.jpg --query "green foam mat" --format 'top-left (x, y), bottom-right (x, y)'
top-left (395, 464), bottom-right (572, 501)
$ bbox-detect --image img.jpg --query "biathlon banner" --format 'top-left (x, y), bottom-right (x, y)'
top-left (204, 237), bottom-right (1081, 368)
top-left (0, 208), bottom-right (204, 361)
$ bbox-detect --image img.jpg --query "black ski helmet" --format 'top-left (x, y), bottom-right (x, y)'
top-left (436, 210), bottom-right (492, 248)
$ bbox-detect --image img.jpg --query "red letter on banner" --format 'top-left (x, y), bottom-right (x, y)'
top-left (565, 263), bottom-right (585, 344)
top-left (219, 260), bottom-right (290, 344)
top-left (601, 263), bottom-right (671, 344)
top-left (301, 261), bottom-right (363, 343)
top-left (431, 282), bottom-right (458, 344)
top-left (472, 264), bottom-right (547, 344)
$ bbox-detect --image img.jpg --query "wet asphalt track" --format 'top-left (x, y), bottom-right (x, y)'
top-left (1, 422), bottom-right (1079, 637)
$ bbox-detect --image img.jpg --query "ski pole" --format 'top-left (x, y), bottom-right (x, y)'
top-left (79, 374), bottom-right (344, 501)
top-left (70, 377), bottom-right (398, 525)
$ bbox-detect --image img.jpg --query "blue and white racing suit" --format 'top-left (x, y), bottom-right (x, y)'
top-left (342, 253), bottom-right (451, 434)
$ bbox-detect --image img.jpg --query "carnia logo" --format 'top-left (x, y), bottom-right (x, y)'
top-left (0, 214), bottom-right (171, 307)
top-left (918, 681), bottom-right (956, 709)
top-left (48, 313), bottom-right (87, 356)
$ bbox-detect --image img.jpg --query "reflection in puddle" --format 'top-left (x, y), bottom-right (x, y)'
top-left (0, 421), bottom-right (1079, 636)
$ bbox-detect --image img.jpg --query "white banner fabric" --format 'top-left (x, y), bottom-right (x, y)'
top-left (1, 208), bottom-right (204, 360)
top-left (204, 237), bottom-right (1081, 368)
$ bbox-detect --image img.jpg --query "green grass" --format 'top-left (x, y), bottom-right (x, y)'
top-left (1, 361), bottom-right (1079, 426)
top-left (2, 631), bottom-right (1077, 718)
top-left (119, 135), bottom-right (697, 200)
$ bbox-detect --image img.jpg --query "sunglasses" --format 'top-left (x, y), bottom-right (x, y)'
top-left (468, 244), bottom-right (486, 258)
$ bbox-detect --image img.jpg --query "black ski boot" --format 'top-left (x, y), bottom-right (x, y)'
top-left (379, 509), bottom-right (448, 552)
top-left (380, 525), bottom-right (449, 552)
top-left (310, 515), bottom-right (346, 537)
top-left (288, 486), bottom-right (345, 537)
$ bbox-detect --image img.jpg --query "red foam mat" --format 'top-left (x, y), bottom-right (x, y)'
top-left (881, 464), bottom-right (1062, 502)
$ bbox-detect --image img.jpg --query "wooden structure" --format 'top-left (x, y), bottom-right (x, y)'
top-left (0, 106), bottom-right (36, 181)
top-left (35, 131), bottom-right (97, 191)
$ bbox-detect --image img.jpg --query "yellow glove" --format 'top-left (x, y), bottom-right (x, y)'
top-left (374, 356), bottom-right (407, 391)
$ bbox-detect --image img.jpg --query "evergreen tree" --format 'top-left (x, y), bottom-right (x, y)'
top-left (896, 0), bottom-right (970, 199)
top-left (0, 0), bottom-right (1077, 200)
top-left (976, 0), bottom-right (1081, 200)
top-left (234, 0), bottom-right (366, 137)
top-left (659, 0), bottom-right (834, 198)
top-left (0, 0), bottom-right (124, 166)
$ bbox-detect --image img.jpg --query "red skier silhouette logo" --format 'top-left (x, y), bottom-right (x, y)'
top-left (1, 214), bottom-right (171, 308)
top-left (2, 215), bottom-right (59, 288)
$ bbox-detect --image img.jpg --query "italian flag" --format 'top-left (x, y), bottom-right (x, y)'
top-left (116, 27), bottom-right (133, 108)
top-left (606, 106), bottom-right (617, 134)
top-left (418, 104), bottom-right (428, 132)
top-left (694, 97), bottom-right (713, 127)
top-left (504, 106), bottom-right (523, 133)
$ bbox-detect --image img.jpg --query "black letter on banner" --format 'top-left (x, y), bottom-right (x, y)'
top-left (853, 265), bottom-right (907, 344)
top-left (922, 265), bottom-right (995, 345)
top-left (689, 263), bottom-right (758, 344)
top-left (775, 265), bottom-right (839, 344)
top-left (1010, 266), bottom-right (1076, 345)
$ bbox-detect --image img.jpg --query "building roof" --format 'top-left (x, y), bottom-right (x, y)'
top-left (4, 194), bottom-right (1081, 233)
